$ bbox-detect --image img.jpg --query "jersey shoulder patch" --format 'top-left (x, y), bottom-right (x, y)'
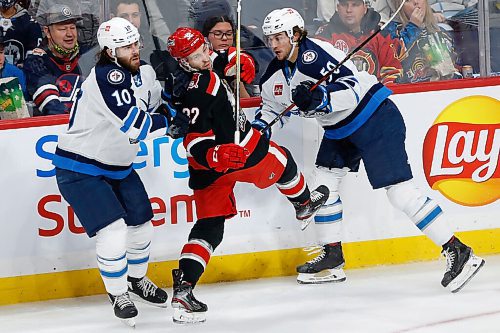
top-left (186, 70), bottom-right (220, 97)
top-left (96, 63), bottom-right (132, 88)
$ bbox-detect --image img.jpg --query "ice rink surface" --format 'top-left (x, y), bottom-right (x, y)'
top-left (1, 255), bottom-right (499, 333)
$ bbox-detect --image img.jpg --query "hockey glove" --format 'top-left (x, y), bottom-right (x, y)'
top-left (251, 118), bottom-right (271, 140)
top-left (165, 67), bottom-right (191, 99)
top-left (291, 81), bottom-right (331, 118)
top-left (167, 109), bottom-right (190, 139)
top-left (224, 47), bottom-right (256, 84)
top-left (207, 144), bottom-right (249, 173)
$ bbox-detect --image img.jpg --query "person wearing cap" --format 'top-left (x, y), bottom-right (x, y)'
top-left (315, 0), bottom-right (403, 84)
top-left (0, 0), bottom-right (42, 67)
top-left (0, 34), bottom-right (27, 99)
top-left (23, 1), bottom-right (83, 116)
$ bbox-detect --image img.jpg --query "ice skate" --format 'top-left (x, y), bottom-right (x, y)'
top-left (441, 237), bottom-right (485, 293)
top-left (128, 275), bottom-right (168, 307)
top-left (171, 269), bottom-right (208, 324)
top-left (108, 292), bottom-right (138, 327)
top-left (297, 243), bottom-right (346, 284)
top-left (294, 185), bottom-right (329, 231)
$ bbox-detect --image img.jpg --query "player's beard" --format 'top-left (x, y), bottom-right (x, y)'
top-left (117, 54), bottom-right (141, 73)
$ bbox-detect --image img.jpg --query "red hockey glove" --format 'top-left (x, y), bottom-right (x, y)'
top-left (224, 47), bottom-right (256, 84)
top-left (207, 144), bottom-right (249, 173)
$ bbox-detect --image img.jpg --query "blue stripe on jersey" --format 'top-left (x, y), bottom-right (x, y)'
top-left (137, 113), bottom-right (152, 141)
top-left (324, 84), bottom-right (392, 139)
top-left (149, 114), bottom-right (169, 134)
top-left (120, 106), bottom-right (139, 133)
top-left (133, 110), bottom-right (146, 129)
top-left (53, 152), bottom-right (133, 179)
top-left (416, 206), bottom-right (443, 230)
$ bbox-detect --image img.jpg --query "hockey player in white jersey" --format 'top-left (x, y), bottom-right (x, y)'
top-left (256, 8), bottom-right (484, 292)
top-left (52, 17), bottom-right (188, 327)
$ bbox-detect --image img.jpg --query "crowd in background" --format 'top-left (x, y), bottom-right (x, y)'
top-left (0, 0), bottom-right (498, 118)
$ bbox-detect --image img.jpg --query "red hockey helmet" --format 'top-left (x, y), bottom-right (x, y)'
top-left (167, 27), bottom-right (205, 59)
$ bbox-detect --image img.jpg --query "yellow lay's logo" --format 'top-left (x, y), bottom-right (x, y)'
top-left (423, 95), bottom-right (500, 206)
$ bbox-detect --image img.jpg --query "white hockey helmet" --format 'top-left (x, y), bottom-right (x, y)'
top-left (97, 17), bottom-right (140, 57)
top-left (262, 8), bottom-right (304, 38)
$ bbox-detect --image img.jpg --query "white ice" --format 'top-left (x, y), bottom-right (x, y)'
top-left (1, 255), bottom-right (499, 333)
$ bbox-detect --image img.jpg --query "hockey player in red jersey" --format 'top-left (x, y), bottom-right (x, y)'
top-left (166, 27), bottom-right (330, 324)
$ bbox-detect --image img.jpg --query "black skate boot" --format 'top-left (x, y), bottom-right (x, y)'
top-left (128, 275), bottom-right (168, 307)
top-left (171, 269), bottom-right (208, 324)
top-left (294, 185), bottom-right (329, 230)
top-left (108, 292), bottom-right (138, 327)
top-left (441, 237), bottom-right (485, 293)
top-left (296, 243), bottom-right (346, 284)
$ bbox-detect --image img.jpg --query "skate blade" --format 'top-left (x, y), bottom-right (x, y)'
top-left (300, 217), bottom-right (313, 231)
top-left (120, 318), bottom-right (136, 328)
top-left (172, 308), bottom-right (206, 324)
top-left (129, 291), bottom-right (168, 308)
top-left (297, 268), bottom-right (347, 284)
top-left (448, 255), bottom-right (485, 293)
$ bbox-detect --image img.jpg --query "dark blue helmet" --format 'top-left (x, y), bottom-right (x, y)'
top-left (0, 0), bottom-right (16, 10)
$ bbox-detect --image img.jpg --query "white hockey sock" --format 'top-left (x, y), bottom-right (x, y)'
top-left (127, 221), bottom-right (153, 279)
top-left (96, 219), bottom-right (128, 295)
top-left (313, 167), bottom-right (345, 244)
top-left (386, 181), bottom-right (453, 246)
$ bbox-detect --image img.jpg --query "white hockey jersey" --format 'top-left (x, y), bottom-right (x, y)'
top-left (258, 37), bottom-right (393, 139)
top-left (52, 61), bottom-right (168, 179)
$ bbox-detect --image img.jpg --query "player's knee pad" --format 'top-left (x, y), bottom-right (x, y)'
top-left (386, 180), bottom-right (443, 231)
top-left (126, 221), bottom-right (153, 278)
top-left (313, 167), bottom-right (346, 225)
top-left (95, 219), bottom-right (128, 294)
top-left (180, 217), bottom-right (225, 271)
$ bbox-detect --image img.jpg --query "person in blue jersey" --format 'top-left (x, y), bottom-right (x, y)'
top-left (51, 17), bottom-right (188, 327)
top-left (0, 34), bottom-right (27, 98)
top-left (256, 7), bottom-right (484, 292)
top-left (0, 0), bottom-right (42, 67)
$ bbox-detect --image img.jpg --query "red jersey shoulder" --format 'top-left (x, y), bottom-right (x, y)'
top-left (187, 70), bottom-right (221, 97)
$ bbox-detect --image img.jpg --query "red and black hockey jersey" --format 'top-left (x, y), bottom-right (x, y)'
top-left (181, 69), bottom-right (268, 190)
top-left (315, 9), bottom-right (403, 85)
top-left (23, 48), bottom-right (82, 116)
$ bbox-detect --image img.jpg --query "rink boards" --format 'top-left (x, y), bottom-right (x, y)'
top-left (0, 79), bottom-right (498, 305)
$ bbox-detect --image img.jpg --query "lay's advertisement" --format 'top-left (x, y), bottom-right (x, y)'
top-left (423, 96), bottom-right (499, 206)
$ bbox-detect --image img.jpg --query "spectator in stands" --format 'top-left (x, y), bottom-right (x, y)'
top-left (374, 0), bottom-right (450, 24)
top-left (202, 15), bottom-right (256, 97)
top-left (384, 0), bottom-right (461, 83)
top-left (109, 0), bottom-right (178, 82)
top-left (0, 34), bottom-right (27, 98)
top-left (316, 0), bottom-right (403, 84)
top-left (23, 1), bottom-right (83, 116)
top-left (0, 0), bottom-right (42, 67)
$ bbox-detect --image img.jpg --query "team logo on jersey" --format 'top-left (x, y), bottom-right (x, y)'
top-left (351, 50), bottom-right (376, 74)
top-left (273, 83), bottom-right (283, 96)
top-left (302, 50), bottom-right (317, 64)
top-left (333, 40), bottom-right (349, 54)
top-left (188, 73), bottom-right (201, 90)
top-left (107, 69), bottom-right (125, 84)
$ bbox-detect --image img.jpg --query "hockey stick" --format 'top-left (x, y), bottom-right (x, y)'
top-left (234, 0), bottom-right (242, 144)
top-left (260, 0), bottom-right (409, 134)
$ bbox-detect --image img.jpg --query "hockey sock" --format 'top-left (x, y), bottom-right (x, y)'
top-left (313, 167), bottom-right (346, 244)
top-left (96, 219), bottom-right (128, 295)
top-left (126, 221), bottom-right (153, 279)
top-left (387, 180), bottom-right (453, 246)
top-left (276, 147), bottom-right (310, 204)
top-left (179, 217), bottom-right (225, 286)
